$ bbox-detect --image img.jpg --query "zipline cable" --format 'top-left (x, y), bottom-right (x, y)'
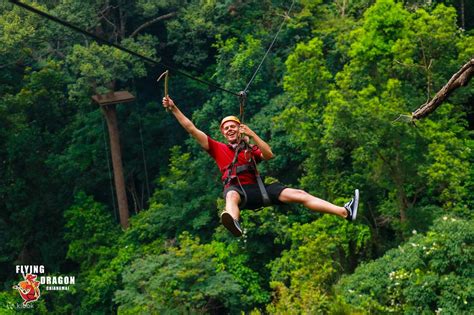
top-left (11, 0), bottom-right (296, 121)
top-left (9, 0), bottom-right (240, 97)
top-left (242, 0), bottom-right (296, 94)
top-left (237, 0), bottom-right (295, 123)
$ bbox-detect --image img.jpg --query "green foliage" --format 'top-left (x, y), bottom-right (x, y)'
top-left (166, 0), bottom-right (219, 68)
top-left (116, 232), bottom-right (242, 314)
top-left (64, 192), bottom-right (122, 313)
top-left (250, 94), bottom-right (306, 183)
top-left (1, 0), bottom-right (472, 314)
top-left (194, 33), bottom-right (278, 129)
top-left (0, 1), bottom-right (45, 64)
top-left (0, 60), bottom-right (74, 281)
top-left (284, 38), bottom-right (333, 106)
top-left (212, 240), bottom-right (271, 309)
top-left (66, 36), bottom-right (157, 99)
top-left (0, 290), bottom-right (49, 314)
top-left (134, 145), bottom-right (221, 240)
top-left (277, 0), bottom-right (472, 242)
top-left (350, 0), bottom-right (410, 64)
top-left (64, 192), bottom-right (120, 268)
top-left (417, 105), bottom-right (470, 211)
top-left (267, 216), bottom-right (371, 314)
top-left (0, 291), bottom-right (19, 315)
top-left (277, 36), bottom-right (332, 149)
top-left (336, 216), bottom-right (474, 313)
top-left (135, 0), bottom-right (184, 19)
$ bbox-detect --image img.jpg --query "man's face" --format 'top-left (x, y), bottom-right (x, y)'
top-left (221, 121), bottom-right (240, 144)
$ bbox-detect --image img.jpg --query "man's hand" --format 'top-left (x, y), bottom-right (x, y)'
top-left (162, 95), bottom-right (176, 111)
top-left (239, 123), bottom-right (274, 160)
top-left (239, 124), bottom-right (256, 139)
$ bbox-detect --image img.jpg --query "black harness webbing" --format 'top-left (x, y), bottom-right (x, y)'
top-left (251, 156), bottom-right (271, 206)
top-left (223, 140), bottom-right (271, 207)
top-left (223, 142), bottom-right (245, 186)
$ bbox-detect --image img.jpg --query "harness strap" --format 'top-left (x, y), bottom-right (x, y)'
top-left (257, 175), bottom-right (271, 206)
top-left (235, 164), bottom-right (252, 174)
top-left (251, 157), bottom-right (271, 207)
top-left (223, 142), bottom-right (245, 186)
top-left (223, 140), bottom-right (271, 207)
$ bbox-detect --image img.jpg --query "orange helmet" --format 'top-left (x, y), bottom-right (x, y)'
top-left (220, 116), bottom-right (241, 129)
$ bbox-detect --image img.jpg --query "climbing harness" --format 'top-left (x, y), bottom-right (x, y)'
top-left (227, 92), bottom-right (271, 206)
top-left (222, 140), bottom-right (271, 207)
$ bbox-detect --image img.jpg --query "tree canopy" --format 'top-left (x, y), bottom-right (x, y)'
top-left (1, 0), bottom-right (473, 314)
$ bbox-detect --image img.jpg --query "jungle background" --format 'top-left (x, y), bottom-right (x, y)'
top-left (0, 0), bottom-right (473, 314)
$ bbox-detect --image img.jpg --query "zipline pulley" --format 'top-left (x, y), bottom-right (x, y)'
top-left (238, 90), bottom-right (247, 123)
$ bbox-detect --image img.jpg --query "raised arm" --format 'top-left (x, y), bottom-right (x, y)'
top-left (162, 96), bottom-right (209, 150)
top-left (239, 124), bottom-right (274, 160)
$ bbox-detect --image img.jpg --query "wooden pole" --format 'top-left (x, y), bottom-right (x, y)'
top-left (92, 91), bottom-right (135, 229)
top-left (101, 104), bottom-right (129, 228)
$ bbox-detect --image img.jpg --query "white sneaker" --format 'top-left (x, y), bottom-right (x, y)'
top-left (344, 189), bottom-right (359, 221)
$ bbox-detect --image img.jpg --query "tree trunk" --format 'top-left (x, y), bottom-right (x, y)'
top-left (412, 59), bottom-right (474, 120)
top-left (102, 105), bottom-right (129, 229)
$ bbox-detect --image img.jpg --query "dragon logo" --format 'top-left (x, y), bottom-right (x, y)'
top-left (12, 273), bottom-right (41, 305)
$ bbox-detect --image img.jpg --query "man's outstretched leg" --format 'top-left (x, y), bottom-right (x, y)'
top-left (221, 190), bottom-right (243, 236)
top-left (278, 188), bottom-right (359, 221)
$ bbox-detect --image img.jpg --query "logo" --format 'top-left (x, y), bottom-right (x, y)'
top-left (12, 265), bottom-right (76, 308)
top-left (12, 273), bottom-right (41, 306)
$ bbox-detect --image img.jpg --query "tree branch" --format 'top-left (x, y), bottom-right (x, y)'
top-left (411, 58), bottom-right (474, 120)
top-left (130, 12), bottom-right (177, 38)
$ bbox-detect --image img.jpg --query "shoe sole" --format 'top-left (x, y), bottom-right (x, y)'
top-left (221, 212), bottom-right (242, 237)
top-left (352, 189), bottom-right (359, 221)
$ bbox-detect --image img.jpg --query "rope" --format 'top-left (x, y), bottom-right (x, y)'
top-left (137, 114), bottom-right (151, 200)
top-left (242, 0), bottom-right (296, 94)
top-left (102, 117), bottom-right (118, 222)
top-left (9, 0), bottom-right (240, 97)
top-left (238, 91), bottom-right (246, 123)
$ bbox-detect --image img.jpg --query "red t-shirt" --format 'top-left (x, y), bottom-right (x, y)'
top-left (206, 135), bottom-right (263, 186)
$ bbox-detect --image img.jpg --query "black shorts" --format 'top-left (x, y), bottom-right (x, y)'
top-left (223, 182), bottom-right (287, 210)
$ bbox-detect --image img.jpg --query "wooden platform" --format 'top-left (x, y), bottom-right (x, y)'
top-left (92, 91), bottom-right (135, 106)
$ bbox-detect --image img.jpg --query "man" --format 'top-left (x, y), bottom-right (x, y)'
top-left (162, 96), bottom-right (359, 237)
